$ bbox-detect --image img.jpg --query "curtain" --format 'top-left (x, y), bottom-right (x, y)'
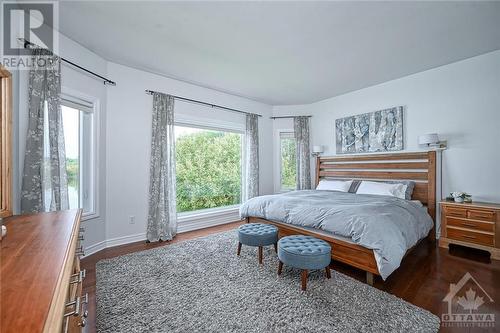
top-left (294, 116), bottom-right (311, 190)
top-left (245, 113), bottom-right (259, 200)
top-left (146, 93), bottom-right (177, 242)
top-left (21, 48), bottom-right (69, 213)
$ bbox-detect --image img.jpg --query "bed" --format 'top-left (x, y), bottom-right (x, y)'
top-left (241, 151), bottom-right (436, 285)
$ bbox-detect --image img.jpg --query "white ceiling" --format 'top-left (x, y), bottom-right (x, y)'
top-left (58, 1), bottom-right (500, 105)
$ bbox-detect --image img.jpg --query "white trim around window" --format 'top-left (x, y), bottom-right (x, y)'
top-left (61, 87), bottom-right (101, 221)
top-left (274, 128), bottom-right (295, 193)
top-left (174, 113), bottom-right (246, 220)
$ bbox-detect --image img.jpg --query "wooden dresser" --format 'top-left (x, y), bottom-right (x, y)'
top-left (1, 209), bottom-right (87, 332)
top-left (440, 201), bottom-right (500, 260)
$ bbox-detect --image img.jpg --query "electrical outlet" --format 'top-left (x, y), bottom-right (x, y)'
top-left (129, 215), bottom-right (135, 224)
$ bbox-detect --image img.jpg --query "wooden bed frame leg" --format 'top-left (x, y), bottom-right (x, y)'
top-left (258, 246), bottom-right (263, 265)
top-left (278, 261), bottom-right (283, 275)
top-left (366, 272), bottom-right (374, 286)
top-left (274, 243), bottom-right (278, 253)
top-left (301, 270), bottom-right (308, 291)
top-left (237, 242), bottom-right (242, 256)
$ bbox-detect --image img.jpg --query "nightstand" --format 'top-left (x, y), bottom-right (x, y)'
top-left (440, 201), bottom-right (500, 260)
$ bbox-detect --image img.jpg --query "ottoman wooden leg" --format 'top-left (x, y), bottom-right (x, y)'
top-left (274, 243), bottom-right (278, 253)
top-left (301, 270), bottom-right (308, 291)
top-left (258, 246), bottom-right (263, 265)
top-left (237, 242), bottom-right (242, 256)
top-left (278, 261), bottom-right (283, 275)
top-left (325, 266), bottom-right (331, 279)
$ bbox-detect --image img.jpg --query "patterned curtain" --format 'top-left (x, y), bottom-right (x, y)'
top-left (21, 48), bottom-right (69, 213)
top-left (146, 93), bottom-right (177, 242)
top-left (245, 114), bottom-right (259, 200)
top-left (294, 116), bottom-right (311, 190)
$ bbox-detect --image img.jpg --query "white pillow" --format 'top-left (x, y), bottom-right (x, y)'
top-left (356, 181), bottom-right (407, 199)
top-left (316, 180), bottom-right (353, 192)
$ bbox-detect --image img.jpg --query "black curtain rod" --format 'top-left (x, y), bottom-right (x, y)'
top-left (270, 115), bottom-right (312, 119)
top-left (145, 89), bottom-right (262, 117)
top-left (19, 38), bottom-right (116, 86)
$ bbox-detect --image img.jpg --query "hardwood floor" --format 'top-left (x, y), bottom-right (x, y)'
top-left (81, 222), bottom-right (500, 333)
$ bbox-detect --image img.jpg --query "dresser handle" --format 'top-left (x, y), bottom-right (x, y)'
top-left (462, 235), bottom-right (476, 239)
top-left (76, 245), bottom-right (85, 257)
top-left (63, 293), bottom-right (88, 318)
top-left (81, 293), bottom-right (89, 318)
top-left (78, 318), bottom-right (87, 327)
top-left (70, 269), bottom-right (86, 284)
top-left (64, 296), bottom-right (81, 317)
top-left (82, 292), bottom-right (89, 304)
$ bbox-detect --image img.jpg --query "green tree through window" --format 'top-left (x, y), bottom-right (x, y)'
top-left (175, 126), bottom-right (242, 213)
top-left (280, 132), bottom-right (297, 190)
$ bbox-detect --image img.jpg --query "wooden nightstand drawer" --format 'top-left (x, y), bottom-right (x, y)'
top-left (446, 227), bottom-right (494, 247)
top-left (445, 207), bottom-right (467, 218)
top-left (446, 217), bottom-right (494, 233)
top-left (467, 209), bottom-right (495, 222)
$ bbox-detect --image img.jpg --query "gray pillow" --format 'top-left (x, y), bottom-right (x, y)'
top-left (348, 180), bottom-right (361, 193)
top-left (350, 180), bottom-right (416, 200)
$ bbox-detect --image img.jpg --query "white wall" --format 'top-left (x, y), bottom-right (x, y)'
top-left (105, 62), bottom-right (273, 244)
top-left (16, 33), bottom-right (108, 250)
top-left (273, 50), bottom-right (500, 203)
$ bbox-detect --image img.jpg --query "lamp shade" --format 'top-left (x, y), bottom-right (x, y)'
top-left (312, 145), bottom-right (324, 153)
top-left (418, 133), bottom-right (439, 145)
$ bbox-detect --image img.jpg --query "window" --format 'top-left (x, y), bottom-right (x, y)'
top-left (61, 98), bottom-right (95, 216)
top-left (279, 132), bottom-right (297, 191)
top-left (175, 125), bottom-right (243, 213)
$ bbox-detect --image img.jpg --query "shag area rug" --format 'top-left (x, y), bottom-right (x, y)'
top-left (96, 231), bottom-right (440, 332)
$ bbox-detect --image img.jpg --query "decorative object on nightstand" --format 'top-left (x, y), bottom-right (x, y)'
top-left (440, 201), bottom-right (500, 260)
top-left (450, 192), bottom-right (472, 203)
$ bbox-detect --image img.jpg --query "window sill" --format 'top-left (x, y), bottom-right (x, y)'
top-left (177, 205), bottom-right (242, 233)
top-left (178, 205), bottom-right (240, 222)
top-left (276, 189), bottom-right (295, 194)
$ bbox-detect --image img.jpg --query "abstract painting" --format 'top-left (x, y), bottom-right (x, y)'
top-left (335, 106), bottom-right (404, 154)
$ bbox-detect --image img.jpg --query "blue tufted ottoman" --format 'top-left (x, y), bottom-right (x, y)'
top-left (277, 235), bottom-right (332, 291)
top-left (237, 223), bottom-right (278, 265)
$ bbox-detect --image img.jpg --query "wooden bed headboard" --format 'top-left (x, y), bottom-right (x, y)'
top-left (315, 151), bottom-right (437, 221)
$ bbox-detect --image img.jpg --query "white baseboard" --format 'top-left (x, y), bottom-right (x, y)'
top-left (83, 209), bottom-right (242, 258)
top-left (106, 232), bottom-right (147, 248)
top-left (84, 240), bottom-right (107, 257)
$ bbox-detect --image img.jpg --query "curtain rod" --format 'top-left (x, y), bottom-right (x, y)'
top-left (19, 38), bottom-right (116, 86)
top-left (145, 89), bottom-right (262, 117)
top-left (270, 115), bottom-right (312, 119)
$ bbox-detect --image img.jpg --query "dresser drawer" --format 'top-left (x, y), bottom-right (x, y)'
top-left (446, 227), bottom-right (494, 247)
top-left (446, 217), bottom-right (494, 233)
top-left (445, 206), bottom-right (467, 218)
top-left (467, 209), bottom-right (495, 222)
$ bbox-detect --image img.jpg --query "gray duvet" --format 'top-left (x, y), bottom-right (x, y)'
top-left (239, 190), bottom-right (433, 280)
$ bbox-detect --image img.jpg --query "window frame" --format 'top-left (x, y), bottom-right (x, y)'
top-left (274, 128), bottom-right (297, 193)
top-left (60, 89), bottom-right (100, 221)
top-left (174, 115), bottom-right (246, 218)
